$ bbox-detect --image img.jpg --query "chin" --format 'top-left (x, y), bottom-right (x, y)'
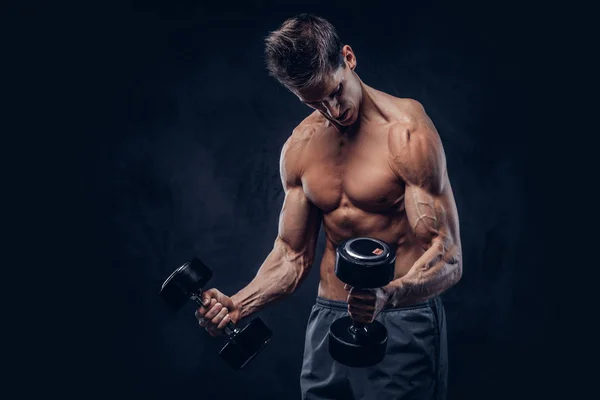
top-left (339, 111), bottom-right (356, 126)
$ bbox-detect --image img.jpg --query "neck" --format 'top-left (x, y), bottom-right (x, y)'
top-left (356, 79), bottom-right (382, 122)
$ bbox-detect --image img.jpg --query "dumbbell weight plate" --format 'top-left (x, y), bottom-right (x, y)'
top-left (328, 316), bottom-right (387, 367)
top-left (159, 258), bottom-right (213, 311)
top-left (219, 317), bottom-right (273, 370)
top-left (335, 238), bottom-right (396, 289)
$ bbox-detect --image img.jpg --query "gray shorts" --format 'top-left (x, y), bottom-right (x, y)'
top-left (300, 296), bottom-right (447, 400)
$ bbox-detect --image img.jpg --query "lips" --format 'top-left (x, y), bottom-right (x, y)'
top-left (338, 109), bottom-right (350, 122)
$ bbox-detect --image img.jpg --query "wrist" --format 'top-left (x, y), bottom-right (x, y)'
top-left (229, 308), bottom-right (242, 325)
top-left (229, 294), bottom-right (246, 322)
top-left (385, 279), bottom-right (405, 307)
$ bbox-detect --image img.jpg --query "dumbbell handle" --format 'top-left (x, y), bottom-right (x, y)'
top-left (349, 320), bottom-right (369, 336)
top-left (191, 292), bottom-right (240, 337)
top-left (345, 284), bottom-right (375, 336)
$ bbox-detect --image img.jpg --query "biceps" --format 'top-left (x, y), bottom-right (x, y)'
top-left (277, 186), bottom-right (322, 257)
top-left (405, 184), bottom-right (455, 248)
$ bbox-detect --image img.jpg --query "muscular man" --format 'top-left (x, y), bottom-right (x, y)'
top-left (196, 14), bottom-right (462, 399)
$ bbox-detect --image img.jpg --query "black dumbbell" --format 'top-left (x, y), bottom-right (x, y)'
top-left (328, 237), bottom-right (396, 367)
top-left (159, 257), bottom-right (272, 370)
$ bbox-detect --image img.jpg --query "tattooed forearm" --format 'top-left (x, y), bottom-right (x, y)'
top-left (388, 238), bottom-right (461, 307)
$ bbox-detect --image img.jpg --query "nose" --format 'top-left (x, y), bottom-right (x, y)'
top-left (324, 99), bottom-right (341, 119)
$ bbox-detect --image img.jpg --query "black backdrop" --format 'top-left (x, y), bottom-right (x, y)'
top-left (8, 0), bottom-right (584, 399)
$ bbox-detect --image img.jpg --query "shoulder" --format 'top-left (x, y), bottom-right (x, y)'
top-left (279, 114), bottom-right (321, 188)
top-left (386, 98), bottom-right (446, 193)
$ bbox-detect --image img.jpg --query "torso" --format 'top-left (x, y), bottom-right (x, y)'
top-left (294, 91), bottom-right (426, 301)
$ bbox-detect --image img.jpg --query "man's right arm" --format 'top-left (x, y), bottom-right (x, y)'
top-left (229, 133), bottom-right (321, 321)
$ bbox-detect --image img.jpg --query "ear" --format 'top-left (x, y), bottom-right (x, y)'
top-left (342, 45), bottom-right (357, 70)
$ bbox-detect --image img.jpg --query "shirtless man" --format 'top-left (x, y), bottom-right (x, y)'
top-left (195, 14), bottom-right (462, 399)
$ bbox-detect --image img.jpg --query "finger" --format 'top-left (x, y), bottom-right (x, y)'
top-left (198, 299), bottom-right (220, 326)
top-left (195, 309), bottom-right (208, 324)
top-left (217, 313), bottom-right (231, 330)
top-left (348, 308), bottom-right (374, 322)
top-left (211, 307), bottom-right (229, 327)
top-left (204, 302), bottom-right (223, 320)
top-left (203, 288), bottom-right (223, 303)
top-left (201, 290), bottom-right (214, 307)
top-left (348, 304), bottom-right (374, 314)
top-left (205, 314), bottom-right (227, 337)
top-left (197, 297), bottom-right (214, 315)
top-left (348, 302), bottom-right (375, 320)
top-left (198, 298), bottom-right (218, 316)
top-left (348, 296), bottom-right (375, 308)
top-left (348, 310), bottom-right (372, 324)
top-left (348, 295), bottom-right (371, 306)
top-left (198, 308), bottom-right (212, 327)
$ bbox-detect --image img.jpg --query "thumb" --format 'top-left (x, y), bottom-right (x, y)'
top-left (201, 288), bottom-right (219, 306)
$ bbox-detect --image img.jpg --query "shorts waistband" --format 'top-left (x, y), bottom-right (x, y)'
top-left (315, 296), bottom-right (432, 312)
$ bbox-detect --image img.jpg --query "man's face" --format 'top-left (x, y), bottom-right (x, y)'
top-left (294, 49), bottom-right (361, 127)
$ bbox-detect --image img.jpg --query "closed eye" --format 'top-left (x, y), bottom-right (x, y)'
top-left (332, 83), bottom-right (343, 98)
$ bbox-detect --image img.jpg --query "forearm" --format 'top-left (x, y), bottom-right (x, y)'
top-left (388, 237), bottom-right (462, 307)
top-left (231, 237), bottom-right (312, 319)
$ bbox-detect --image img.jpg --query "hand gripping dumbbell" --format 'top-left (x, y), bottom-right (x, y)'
top-left (328, 237), bottom-right (396, 367)
top-left (159, 257), bottom-right (272, 370)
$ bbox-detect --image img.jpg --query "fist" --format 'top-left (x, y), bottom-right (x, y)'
top-left (195, 288), bottom-right (239, 337)
top-left (345, 284), bottom-right (391, 324)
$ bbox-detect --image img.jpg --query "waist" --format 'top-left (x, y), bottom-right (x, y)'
top-left (315, 296), bottom-right (434, 312)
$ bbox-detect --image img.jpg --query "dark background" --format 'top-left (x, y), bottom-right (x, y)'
top-left (7, 0), bottom-right (585, 399)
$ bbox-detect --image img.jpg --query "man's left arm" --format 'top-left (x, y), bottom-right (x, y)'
top-left (386, 102), bottom-right (463, 307)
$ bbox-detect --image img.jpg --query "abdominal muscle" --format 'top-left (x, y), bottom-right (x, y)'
top-left (315, 207), bottom-right (423, 302)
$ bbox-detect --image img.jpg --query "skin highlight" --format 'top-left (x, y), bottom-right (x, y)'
top-left (197, 44), bottom-right (462, 335)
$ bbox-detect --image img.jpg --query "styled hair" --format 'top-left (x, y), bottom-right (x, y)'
top-left (264, 13), bottom-right (345, 90)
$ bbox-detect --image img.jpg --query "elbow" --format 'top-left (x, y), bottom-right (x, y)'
top-left (288, 253), bottom-right (314, 292)
top-left (274, 237), bottom-right (314, 293)
top-left (452, 260), bottom-right (463, 286)
top-left (280, 260), bottom-right (312, 296)
top-left (275, 236), bottom-right (315, 269)
top-left (440, 238), bottom-right (462, 287)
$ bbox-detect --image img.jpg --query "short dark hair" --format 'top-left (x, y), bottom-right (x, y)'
top-left (264, 14), bottom-right (345, 90)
